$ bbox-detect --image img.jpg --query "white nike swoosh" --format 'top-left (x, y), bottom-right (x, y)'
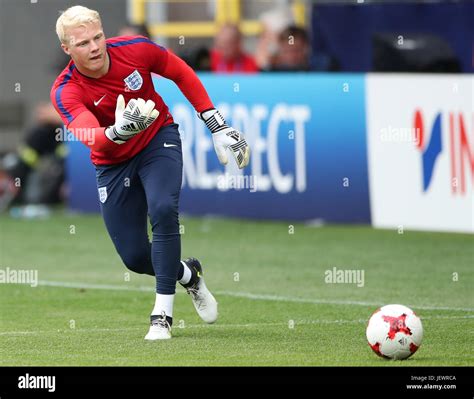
top-left (94, 95), bottom-right (106, 106)
top-left (164, 143), bottom-right (177, 148)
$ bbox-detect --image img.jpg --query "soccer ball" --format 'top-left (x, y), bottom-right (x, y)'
top-left (366, 304), bottom-right (423, 360)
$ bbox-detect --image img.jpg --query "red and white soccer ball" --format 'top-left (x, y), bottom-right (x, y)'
top-left (366, 304), bottom-right (423, 360)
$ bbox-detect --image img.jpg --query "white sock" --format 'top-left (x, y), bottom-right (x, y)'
top-left (179, 261), bottom-right (192, 285)
top-left (151, 293), bottom-right (174, 317)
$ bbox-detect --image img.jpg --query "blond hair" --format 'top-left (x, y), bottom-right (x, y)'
top-left (56, 5), bottom-right (102, 44)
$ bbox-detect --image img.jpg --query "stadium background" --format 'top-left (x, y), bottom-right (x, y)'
top-left (0, 0), bottom-right (473, 372)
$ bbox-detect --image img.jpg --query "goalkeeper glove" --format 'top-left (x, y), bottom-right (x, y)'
top-left (199, 108), bottom-right (250, 169)
top-left (105, 95), bottom-right (159, 144)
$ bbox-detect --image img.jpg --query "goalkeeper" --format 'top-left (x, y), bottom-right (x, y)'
top-left (51, 6), bottom-right (250, 340)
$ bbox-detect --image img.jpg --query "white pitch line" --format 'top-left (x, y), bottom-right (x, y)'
top-left (215, 290), bottom-right (474, 312)
top-left (1, 315), bottom-right (473, 337)
top-left (36, 280), bottom-right (474, 313)
top-left (0, 320), bottom-right (368, 336)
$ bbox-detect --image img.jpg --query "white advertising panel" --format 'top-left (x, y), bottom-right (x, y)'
top-left (366, 74), bottom-right (473, 233)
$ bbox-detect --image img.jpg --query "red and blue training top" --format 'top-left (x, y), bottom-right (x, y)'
top-left (51, 35), bottom-right (213, 165)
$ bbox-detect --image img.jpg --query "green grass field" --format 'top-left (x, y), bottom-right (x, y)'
top-left (0, 212), bottom-right (472, 366)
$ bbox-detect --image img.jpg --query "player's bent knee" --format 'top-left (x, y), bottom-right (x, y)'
top-left (149, 199), bottom-right (178, 225)
top-left (120, 250), bottom-right (153, 275)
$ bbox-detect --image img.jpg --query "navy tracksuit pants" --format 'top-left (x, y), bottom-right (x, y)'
top-left (95, 123), bottom-right (183, 295)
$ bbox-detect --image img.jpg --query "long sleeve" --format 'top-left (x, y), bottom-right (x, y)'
top-left (67, 111), bottom-right (115, 153)
top-left (160, 50), bottom-right (214, 113)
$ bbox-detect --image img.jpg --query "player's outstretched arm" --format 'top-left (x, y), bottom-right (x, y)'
top-left (160, 51), bottom-right (250, 169)
top-left (105, 95), bottom-right (159, 144)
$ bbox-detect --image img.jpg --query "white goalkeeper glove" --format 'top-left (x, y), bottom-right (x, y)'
top-left (105, 95), bottom-right (159, 144)
top-left (199, 109), bottom-right (250, 169)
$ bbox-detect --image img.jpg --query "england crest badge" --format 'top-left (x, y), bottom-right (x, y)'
top-left (124, 69), bottom-right (143, 91)
top-left (98, 187), bottom-right (108, 203)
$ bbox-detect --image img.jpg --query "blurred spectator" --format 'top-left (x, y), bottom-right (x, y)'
top-left (255, 6), bottom-right (295, 70)
top-left (0, 102), bottom-right (66, 210)
top-left (118, 23), bottom-right (151, 38)
top-left (179, 47), bottom-right (211, 71)
top-left (210, 24), bottom-right (258, 73)
top-left (193, 47), bottom-right (212, 71)
top-left (271, 25), bottom-right (312, 71)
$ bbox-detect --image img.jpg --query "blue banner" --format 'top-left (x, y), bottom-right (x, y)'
top-left (67, 73), bottom-right (370, 223)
